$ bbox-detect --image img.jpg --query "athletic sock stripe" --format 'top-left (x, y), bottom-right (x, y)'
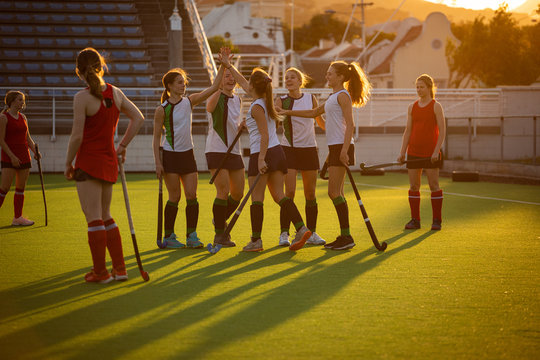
top-left (408, 196), bottom-right (421, 199)
top-left (14, 191), bottom-right (24, 195)
top-left (88, 225), bottom-right (106, 232)
top-left (431, 196), bottom-right (443, 199)
top-left (105, 223), bottom-right (118, 231)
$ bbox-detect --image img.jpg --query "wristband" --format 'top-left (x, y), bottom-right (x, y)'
top-left (119, 143), bottom-right (128, 148)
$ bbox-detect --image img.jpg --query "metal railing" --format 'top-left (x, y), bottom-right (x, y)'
top-left (185, 0), bottom-right (217, 82)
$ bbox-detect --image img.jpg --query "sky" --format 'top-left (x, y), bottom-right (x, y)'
top-left (425, 0), bottom-right (527, 10)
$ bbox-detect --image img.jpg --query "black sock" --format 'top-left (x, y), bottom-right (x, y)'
top-left (305, 199), bottom-right (318, 232)
top-left (278, 197), bottom-right (305, 231)
top-left (185, 198), bottom-right (199, 236)
top-left (213, 198), bottom-right (228, 234)
top-left (226, 194), bottom-right (241, 220)
top-left (164, 200), bottom-right (179, 237)
top-left (280, 204), bottom-right (290, 234)
top-left (332, 196), bottom-right (350, 236)
top-left (250, 201), bottom-right (263, 240)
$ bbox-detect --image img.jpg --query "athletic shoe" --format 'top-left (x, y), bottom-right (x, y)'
top-left (306, 232), bottom-right (326, 245)
top-left (243, 238), bottom-right (263, 252)
top-left (324, 237), bottom-right (341, 249)
top-left (405, 218), bottom-right (421, 229)
top-left (278, 232), bottom-right (291, 247)
top-left (85, 270), bottom-right (113, 284)
top-left (12, 216), bottom-right (34, 226)
top-left (431, 219), bottom-right (442, 231)
top-left (186, 232), bottom-right (203, 248)
top-left (289, 226), bottom-right (312, 251)
top-left (213, 233), bottom-right (236, 247)
top-left (328, 235), bottom-right (355, 250)
top-left (164, 233), bottom-right (185, 249)
top-left (111, 268), bottom-right (128, 281)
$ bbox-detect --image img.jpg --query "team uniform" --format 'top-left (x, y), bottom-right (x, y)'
top-left (405, 98), bottom-right (444, 229)
top-left (246, 98), bottom-right (287, 177)
top-left (73, 84), bottom-right (126, 282)
top-left (406, 99), bottom-right (443, 169)
top-left (1, 112), bottom-right (31, 169)
top-left (74, 84), bottom-right (119, 183)
top-left (159, 96), bottom-right (200, 246)
top-left (161, 97), bottom-right (197, 174)
top-left (280, 94), bottom-right (319, 170)
top-left (205, 92), bottom-right (244, 170)
top-left (324, 89), bottom-right (355, 167)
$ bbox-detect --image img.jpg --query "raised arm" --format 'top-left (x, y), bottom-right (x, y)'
top-left (432, 101), bottom-right (446, 162)
top-left (189, 65), bottom-right (225, 107)
top-left (398, 103), bottom-right (414, 163)
top-left (219, 47), bottom-right (250, 93)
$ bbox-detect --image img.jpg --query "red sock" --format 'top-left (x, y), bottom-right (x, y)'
top-left (14, 188), bottom-right (24, 218)
top-left (0, 189), bottom-right (6, 208)
top-left (431, 190), bottom-right (443, 221)
top-left (408, 190), bottom-right (421, 220)
top-left (104, 218), bottom-right (125, 271)
top-left (88, 220), bottom-right (108, 275)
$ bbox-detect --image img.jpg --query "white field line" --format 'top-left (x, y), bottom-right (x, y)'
top-left (351, 182), bottom-right (540, 206)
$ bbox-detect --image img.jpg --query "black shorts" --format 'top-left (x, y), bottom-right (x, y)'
top-left (248, 145), bottom-right (288, 177)
top-left (206, 152), bottom-right (244, 170)
top-left (328, 143), bottom-right (355, 167)
top-left (163, 149), bottom-right (197, 175)
top-left (406, 152), bottom-right (443, 169)
top-left (1, 161), bottom-right (31, 169)
top-left (73, 168), bottom-right (115, 184)
top-left (282, 146), bottom-right (319, 171)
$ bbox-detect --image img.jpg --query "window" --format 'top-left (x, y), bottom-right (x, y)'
top-left (431, 39), bottom-right (442, 50)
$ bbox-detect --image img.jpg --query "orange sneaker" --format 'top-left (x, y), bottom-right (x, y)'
top-left (112, 268), bottom-right (128, 281)
top-left (85, 270), bottom-right (113, 284)
top-left (12, 216), bottom-right (34, 226)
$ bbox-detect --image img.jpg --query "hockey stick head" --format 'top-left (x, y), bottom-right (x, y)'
top-left (360, 162), bottom-right (366, 170)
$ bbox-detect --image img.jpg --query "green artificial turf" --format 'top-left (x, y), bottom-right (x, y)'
top-left (0, 172), bottom-right (539, 359)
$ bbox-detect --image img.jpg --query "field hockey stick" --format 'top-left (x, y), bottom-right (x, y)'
top-left (207, 172), bottom-right (262, 254)
top-left (320, 155), bottom-right (329, 180)
top-left (209, 128), bottom-right (243, 184)
top-left (156, 147), bottom-right (165, 249)
top-left (359, 157), bottom-right (432, 170)
top-left (118, 157), bottom-right (150, 281)
top-left (34, 144), bottom-right (47, 226)
top-left (344, 165), bottom-right (387, 251)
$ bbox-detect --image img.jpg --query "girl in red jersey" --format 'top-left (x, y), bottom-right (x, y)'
top-left (398, 74), bottom-right (446, 231)
top-left (0, 91), bottom-right (41, 226)
top-left (65, 48), bottom-right (144, 283)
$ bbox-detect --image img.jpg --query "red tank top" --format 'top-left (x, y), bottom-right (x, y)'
top-left (75, 84), bottom-right (120, 182)
top-left (408, 99), bottom-right (439, 157)
top-left (1, 111), bottom-right (31, 164)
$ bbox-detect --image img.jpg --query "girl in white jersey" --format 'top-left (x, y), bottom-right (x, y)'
top-left (276, 67), bottom-right (326, 247)
top-left (206, 68), bottom-right (245, 247)
top-left (278, 61), bottom-right (371, 250)
top-left (220, 47), bottom-right (312, 252)
top-left (153, 65), bottom-right (224, 249)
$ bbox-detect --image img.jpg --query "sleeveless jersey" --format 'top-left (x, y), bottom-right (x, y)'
top-left (280, 93), bottom-right (317, 148)
top-left (324, 89), bottom-right (354, 146)
top-left (75, 84), bottom-right (120, 183)
top-left (205, 93), bottom-right (242, 154)
top-left (161, 97), bottom-right (193, 152)
top-left (246, 98), bottom-right (280, 154)
top-left (408, 99), bottom-right (439, 157)
top-left (1, 111), bottom-right (30, 164)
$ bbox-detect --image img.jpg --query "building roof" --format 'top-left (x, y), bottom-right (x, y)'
top-left (370, 25), bottom-right (422, 75)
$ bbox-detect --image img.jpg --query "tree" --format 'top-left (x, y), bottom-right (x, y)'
top-left (447, 4), bottom-right (540, 87)
top-left (207, 35), bottom-right (239, 54)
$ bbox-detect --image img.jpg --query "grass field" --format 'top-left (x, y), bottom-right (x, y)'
top-left (0, 172), bottom-right (539, 359)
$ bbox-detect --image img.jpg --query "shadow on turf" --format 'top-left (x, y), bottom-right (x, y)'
top-left (0, 231), bottom-right (435, 359)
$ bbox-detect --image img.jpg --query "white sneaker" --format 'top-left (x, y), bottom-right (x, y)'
top-left (278, 231), bottom-right (290, 246)
top-left (306, 232), bottom-right (326, 245)
top-left (12, 216), bottom-right (34, 226)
